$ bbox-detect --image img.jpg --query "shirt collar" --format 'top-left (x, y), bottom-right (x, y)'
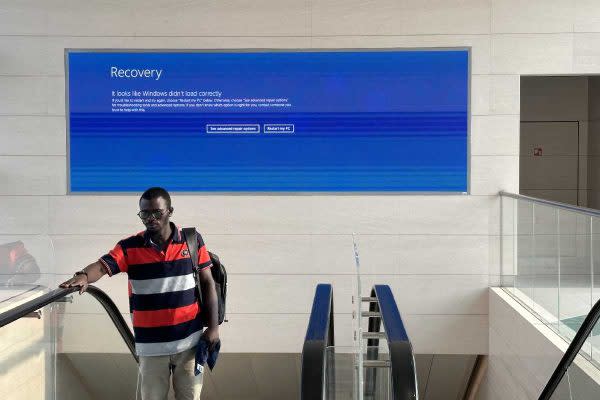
top-left (172, 224), bottom-right (183, 243)
top-left (143, 222), bottom-right (182, 247)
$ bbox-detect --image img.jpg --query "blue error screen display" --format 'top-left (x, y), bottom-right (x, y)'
top-left (67, 50), bottom-right (469, 192)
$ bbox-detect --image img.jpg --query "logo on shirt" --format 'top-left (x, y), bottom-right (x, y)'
top-left (182, 249), bottom-right (190, 257)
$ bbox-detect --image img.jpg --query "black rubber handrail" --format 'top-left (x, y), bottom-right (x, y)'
top-left (539, 298), bottom-right (600, 400)
top-left (366, 285), bottom-right (418, 400)
top-left (0, 285), bottom-right (138, 363)
top-left (301, 283), bottom-right (334, 400)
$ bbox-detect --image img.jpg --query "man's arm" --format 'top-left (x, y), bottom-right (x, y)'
top-left (198, 267), bottom-right (219, 348)
top-left (59, 260), bottom-right (107, 294)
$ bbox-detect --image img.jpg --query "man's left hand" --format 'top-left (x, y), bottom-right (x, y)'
top-left (202, 327), bottom-right (220, 350)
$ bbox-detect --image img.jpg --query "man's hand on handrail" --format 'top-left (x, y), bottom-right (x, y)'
top-left (59, 260), bottom-right (107, 294)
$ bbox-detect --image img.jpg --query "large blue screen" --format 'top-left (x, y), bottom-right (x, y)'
top-left (67, 50), bottom-right (469, 192)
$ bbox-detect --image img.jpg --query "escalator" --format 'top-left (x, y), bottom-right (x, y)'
top-left (300, 284), bottom-right (600, 400)
top-left (0, 286), bottom-right (136, 358)
top-left (1, 284), bottom-right (600, 399)
top-left (301, 283), bottom-right (417, 400)
top-left (0, 285), bottom-right (139, 399)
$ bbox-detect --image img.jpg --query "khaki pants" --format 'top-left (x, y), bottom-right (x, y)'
top-left (139, 346), bottom-right (204, 400)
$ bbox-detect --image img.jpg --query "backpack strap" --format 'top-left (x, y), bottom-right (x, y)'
top-left (182, 227), bottom-right (202, 306)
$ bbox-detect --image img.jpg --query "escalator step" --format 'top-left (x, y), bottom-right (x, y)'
top-left (361, 297), bottom-right (378, 303)
top-left (363, 360), bottom-right (390, 368)
top-left (361, 311), bottom-right (381, 318)
top-left (363, 332), bottom-right (386, 339)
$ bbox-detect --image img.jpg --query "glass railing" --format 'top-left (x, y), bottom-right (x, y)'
top-left (0, 301), bottom-right (58, 399)
top-left (363, 346), bottom-right (392, 400)
top-left (541, 298), bottom-right (600, 399)
top-left (325, 346), bottom-right (360, 400)
top-left (0, 234), bottom-right (58, 399)
top-left (549, 340), bottom-right (599, 400)
top-left (56, 288), bottom-right (138, 399)
top-left (0, 286), bottom-right (137, 400)
top-left (549, 365), bottom-right (592, 400)
top-left (325, 345), bottom-right (392, 400)
top-left (500, 192), bottom-right (600, 368)
top-left (0, 235), bottom-right (57, 296)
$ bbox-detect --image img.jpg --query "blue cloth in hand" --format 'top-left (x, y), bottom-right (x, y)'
top-left (194, 336), bottom-right (221, 376)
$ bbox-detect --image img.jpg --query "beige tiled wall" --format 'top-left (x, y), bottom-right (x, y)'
top-left (1, 0), bottom-right (600, 356)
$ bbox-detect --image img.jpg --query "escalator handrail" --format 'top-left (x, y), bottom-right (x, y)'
top-left (86, 286), bottom-right (138, 362)
top-left (301, 283), bottom-right (334, 400)
top-left (373, 284), bottom-right (418, 400)
top-left (539, 298), bottom-right (600, 400)
top-left (0, 285), bottom-right (138, 363)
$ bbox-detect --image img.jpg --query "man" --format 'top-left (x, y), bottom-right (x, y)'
top-left (60, 187), bottom-right (219, 400)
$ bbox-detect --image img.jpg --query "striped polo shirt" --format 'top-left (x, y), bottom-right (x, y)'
top-left (99, 223), bottom-right (212, 356)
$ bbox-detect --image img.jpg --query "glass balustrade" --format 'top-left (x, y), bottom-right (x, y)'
top-left (501, 193), bottom-right (600, 367)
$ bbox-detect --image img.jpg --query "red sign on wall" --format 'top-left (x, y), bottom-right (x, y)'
top-left (533, 147), bottom-right (543, 156)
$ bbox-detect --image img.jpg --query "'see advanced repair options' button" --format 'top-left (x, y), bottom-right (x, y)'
top-left (206, 124), bottom-right (260, 133)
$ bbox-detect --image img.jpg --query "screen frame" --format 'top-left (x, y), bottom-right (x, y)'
top-left (65, 47), bottom-right (471, 195)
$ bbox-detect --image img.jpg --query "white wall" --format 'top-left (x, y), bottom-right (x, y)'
top-left (479, 288), bottom-right (600, 400)
top-left (2, 0), bottom-right (600, 355)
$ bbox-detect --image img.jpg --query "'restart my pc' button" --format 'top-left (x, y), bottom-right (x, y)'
top-left (264, 124), bottom-right (295, 133)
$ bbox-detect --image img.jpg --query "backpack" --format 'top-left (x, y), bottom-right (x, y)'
top-left (182, 227), bottom-right (227, 325)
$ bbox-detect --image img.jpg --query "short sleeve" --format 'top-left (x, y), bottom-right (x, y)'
top-left (196, 233), bottom-right (212, 271)
top-left (99, 242), bottom-right (128, 276)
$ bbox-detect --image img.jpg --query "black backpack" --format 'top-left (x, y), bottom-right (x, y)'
top-left (182, 227), bottom-right (227, 325)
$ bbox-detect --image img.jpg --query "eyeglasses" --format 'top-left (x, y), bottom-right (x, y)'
top-left (137, 209), bottom-right (168, 220)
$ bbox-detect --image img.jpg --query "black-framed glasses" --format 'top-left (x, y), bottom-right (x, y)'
top-left (137, 209), bottom-right (168, 220)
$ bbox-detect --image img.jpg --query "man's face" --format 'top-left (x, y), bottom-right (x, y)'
top-left (138, 196), bottom-right (171, 233)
